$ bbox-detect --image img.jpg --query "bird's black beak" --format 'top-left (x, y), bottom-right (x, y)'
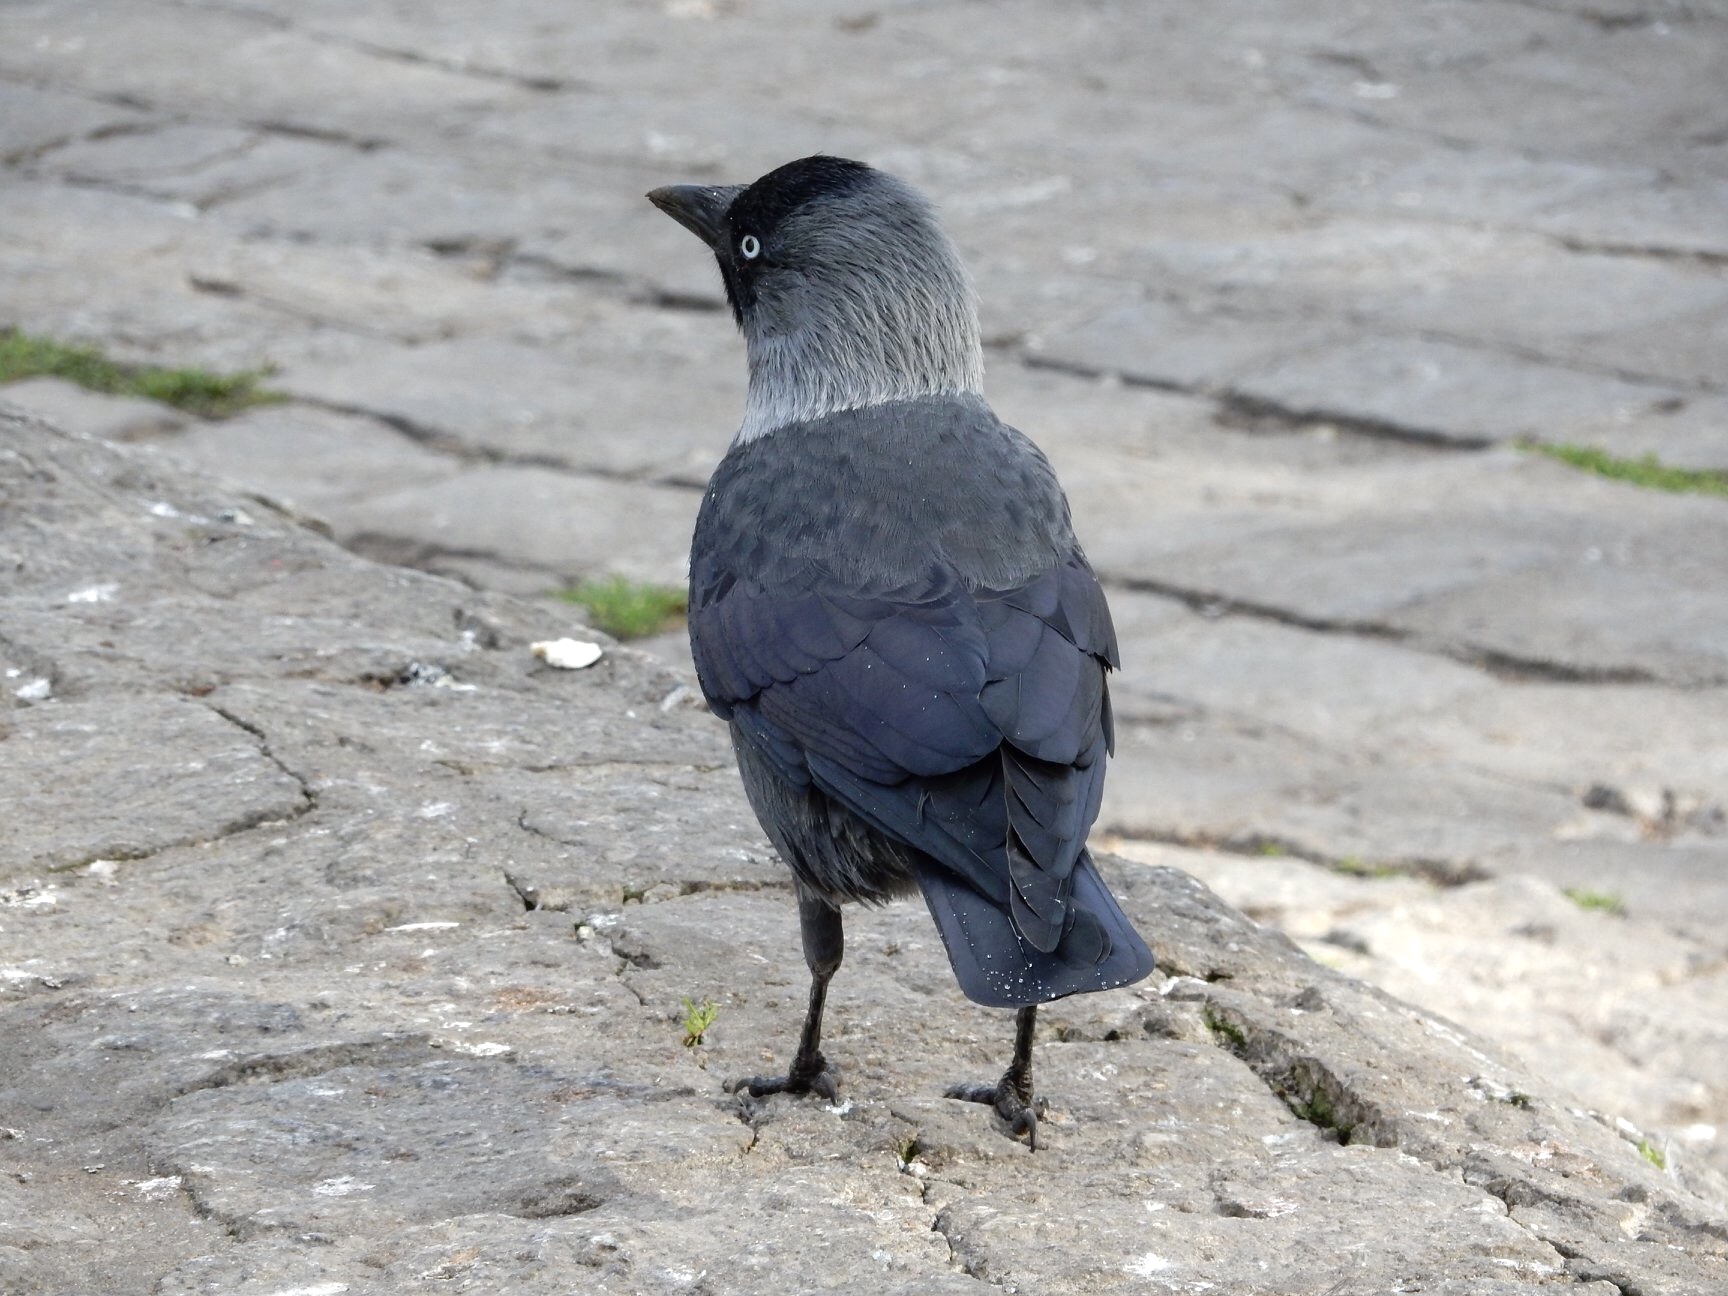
top-left (647, 183), bottom-right (743, 251)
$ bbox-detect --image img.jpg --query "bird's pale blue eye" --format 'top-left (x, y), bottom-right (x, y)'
top-left (740, 234), bottom-right (761, 260)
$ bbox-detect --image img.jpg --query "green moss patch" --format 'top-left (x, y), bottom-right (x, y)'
top-left (1526, 441), bottom-right (1728, 499)
top-left (558, 577), bottom-right (687, 640)
top-left (0, 327), bottom-right (282, 419)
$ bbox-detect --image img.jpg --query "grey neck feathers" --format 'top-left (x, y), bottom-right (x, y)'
top-left (734, 241), bottom-right (985, 443)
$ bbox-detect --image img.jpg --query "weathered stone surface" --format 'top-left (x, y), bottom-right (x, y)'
top-left (351, 463), bottom-right (697, 587)
top-left (273, 327), bottom-right (739, 481)
top-left (2, 376), bottom-right (188, 442)
top-left (1232, 335), bottom-right (1693, 449)
top-left (0, 13), bottom-right (1719, 846)
top-left (1097, 590), bottom-right (1728, 864)
top-left (1129, 844), bottom-right (1728, 1212)
top-left (0, 1), bottom-right (529, 141)
top-left (161, 404), bottom-right (463, 521)
top-left (2, 694), bottom-right (309, 871)
top-left (1031, 298), bottom-right (1354, 392)
top-left (7, 0), bottom-right (1728, 1285)
top-left (4, 407), bottom-right (1726, 1294)
top-left (0, 79), bottom-right (151, 161)
top-left (1074, 443), bottom-right (1728, 686)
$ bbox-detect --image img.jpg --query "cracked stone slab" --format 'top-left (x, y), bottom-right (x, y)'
top-left (4, 0), bottom-right (1728, 1283)
top-left (1, 376), bottom-right (188, 443)
top-left (1101, 589), bottom-right (1728, 848)
top-left (30, 121), bottom-right (265, 187)
top-left (1103, 712), bottom-right (1611, 874)
top-left (350, 463), bottom-right (698, 587)
top-left (210, 143), bottom-right (705, 312)
top-left (1396, 556), bottom-right (1728, 687)
top-left (3, 379), bottom-right (1727, 1296)
top-left (273, 328), bottom-right (740, 482)
top-left (0, 0), bottom-right (532, 144)
top-left (1128, 843), bottom-right (1728, 1198)
top-left (159, 403), bottom-right (464, 522)
top-left (147, 1054), bottom-right (703, 1239)
top-left (1232, 333), bottom-right (1702, 451)
top-left (0, 695), bottom-right (308, 873)
top-left (0, 79), bottom-right (155, 161)
top-left (0, 179), bottom-right (348, 374)
top-left (1028, 298), bottom-right (1355, 392)
top-left (1073, 440), bottom-right (1728, 686)
top-left (1294, 8), bottom-right (1728, 175)
top-left (181, 234), bottom-right (623, 347)
top-left (932, 1146), bottom-right (1563, 1293)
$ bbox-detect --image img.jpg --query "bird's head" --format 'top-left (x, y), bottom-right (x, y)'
top-left (649, 155), bottom-right (984, 440)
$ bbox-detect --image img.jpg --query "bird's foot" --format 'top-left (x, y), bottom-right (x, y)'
top-left (945, 1070), bottom-right (1041, 1151)
top-left (726, 1051), bottom-right (838, 1102)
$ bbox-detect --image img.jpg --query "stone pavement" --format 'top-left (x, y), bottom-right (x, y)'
top-left (5, 406), bottom-right (1727, 1294)
top-left (3, 0), bottom-right (1727, 1280)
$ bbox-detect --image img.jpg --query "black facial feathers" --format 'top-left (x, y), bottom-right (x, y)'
top-left (724, 155), bottom-right (875, 245)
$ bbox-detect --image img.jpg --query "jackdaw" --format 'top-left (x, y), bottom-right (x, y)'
top-left (648, 155), bottom-right (1154, 1148)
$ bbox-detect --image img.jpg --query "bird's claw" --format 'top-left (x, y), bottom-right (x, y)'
top-left (945, 1073), bottom-right (1041, 1151)
top-left (727, 1053), bottom-right (838, 1102)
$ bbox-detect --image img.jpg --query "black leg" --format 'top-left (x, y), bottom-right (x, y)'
top-left (945, 1004), bottom-right (1040, 1150)
top-left (728, 892), bottom-right (843, 1102)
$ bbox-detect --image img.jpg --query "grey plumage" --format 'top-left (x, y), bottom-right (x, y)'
top-left (649, 156), bottom-right (1153, 1144)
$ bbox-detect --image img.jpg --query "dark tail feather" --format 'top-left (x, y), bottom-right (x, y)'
top-left (914, 851), bottom-right (1155, 1008)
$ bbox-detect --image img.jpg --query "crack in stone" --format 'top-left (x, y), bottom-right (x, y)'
top-left (1109, 572), bottom-right (1407, 641)
top-left (204, 702), bottom-right (317, 817)
top-left (164, 0), bottom-right (590, 95)
top-left (184, 273), bottom-right (407, 339)
top-left (1213, 387), bottom-right (1497, 449)
top-left (288, 395), bottom-right (700, 493)
top-left (1114, 825), bottom-right (1486, 887)
top-left (1492, 0), bottom-right (1718, 33)
top-left (1022, 350), bottom-right (1496, 451)
top-left (49, 170), bottom-right (204, 211)
top-left (171, 1033), bottom-right (435, 1098)
top-left (33, 698), bottom-right (318, 874)
top-left (0, 70), bottom-right (157, 117)
top-left (1200, 1000), bottom-right (1402, 1145)
top-left (503, 868), bottom-right (540, 912)
top-left (1194, 991), bottom-right (1726, 1293)
top-left (246, 117), bottom-right (388, 152)
top-left (1024, 316), bottom-right (1722, 451)
top-left (338, 533), bottom-right (567, 588)
top-left (930, 1203), bottom-right (1007, 1287)
top-left (1106, 573), bottom-right (1684, 687)
top-left (1409, 326), bottom-right (1728, 399)
top-left (1470, 1180), bottom-right (1638, 1293)
top-left (497, 248), bottom-right (728, 314)
top-left (3, 116), bottom-right (166, 168)
top-left (1551, 233), bottom-right (1728, 270)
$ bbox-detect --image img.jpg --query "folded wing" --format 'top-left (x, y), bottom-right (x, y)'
top-left (689, 545), bottom-right (1153, 1006)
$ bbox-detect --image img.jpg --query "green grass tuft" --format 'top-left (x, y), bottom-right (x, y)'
top-left (1637, 1136), bottom-right (1667, 1170)
top-left (1525, 441), bottom-right (1728, 499)
top-left (559, 576), bottom-right (687, 640)
top-left (1563, 887), bottom-right (1627, 917)
top-left (0, 327), bottom-right (282, 418)
top-left (681, 996), bottom-right (719, 1048)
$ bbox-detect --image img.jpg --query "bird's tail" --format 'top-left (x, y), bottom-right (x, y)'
top-left (914, 850), bottom-right (1155, 1008)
